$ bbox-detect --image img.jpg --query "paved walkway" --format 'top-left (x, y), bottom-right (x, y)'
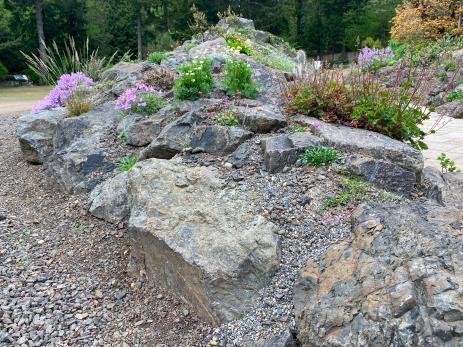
top-left (422, 113), bottom-right (463, 170)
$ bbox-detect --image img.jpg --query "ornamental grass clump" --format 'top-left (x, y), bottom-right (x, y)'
top-left (147, 51), bottom-right (168, 64)
top-left (32, 72), bottom-right (93, 112)
top-left (116, 154), bottom-right (138, 172)
top-left (115, 83), bottom-right (166, 115)
top-left (173, 59), bottom-right (214, 100)
top-left (222, 60), bottom-right (259, 99)
top-left (65, 88), bottom-right (93, 117)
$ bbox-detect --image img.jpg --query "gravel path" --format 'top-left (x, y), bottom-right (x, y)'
top-left (0, 112), bottom-right (208, 346)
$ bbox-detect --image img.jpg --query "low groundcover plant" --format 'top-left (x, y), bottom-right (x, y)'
top-left (33, 72), bottom-right (93, 113)
top-left (115, 83), bottom-right (166, 115)
top-left (173, 58), bottom-right (214, 100)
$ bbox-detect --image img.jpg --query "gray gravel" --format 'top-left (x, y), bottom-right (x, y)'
top-left (0, 113), bottom-right (208, 346)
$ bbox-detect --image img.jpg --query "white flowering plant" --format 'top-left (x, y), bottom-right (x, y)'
top-left (174, 58), bottom-right (215, 100)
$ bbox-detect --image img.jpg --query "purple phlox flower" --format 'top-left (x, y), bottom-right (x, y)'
top-left (33, 72), bottom-right (93, 113)
top-left (114, 82), bottom-right (161, 111)
top-left (357, 46), bottom-right (394, 67)
top-left (313, 121), bottom-right (321, 128)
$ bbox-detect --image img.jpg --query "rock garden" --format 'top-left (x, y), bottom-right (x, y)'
top-left (4, 15), bottom-right (463, 347)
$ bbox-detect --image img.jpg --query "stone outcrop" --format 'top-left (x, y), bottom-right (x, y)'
top-left (235, 105), bottom-right (287, 133)
top-left (140, 111), bottom-right (253, 160)
top-left (294, 201), bottom-right (463, 346)
top-left (262, 132), bottom-right (321, 173)
top-left (295, 116), bottom-right (424, 194)
top-left (421, 166), bottom-right (463, 209)
top-left (128, 158), bottom-right (280, 324)
top-left (89, 172), bottom-right (129, 223)
top-left (17, 108), bottom-right (66, 164)
top-left (436, 101), bottom-right (463, 119)
top-left (45, 102), bottom-right (120, 193)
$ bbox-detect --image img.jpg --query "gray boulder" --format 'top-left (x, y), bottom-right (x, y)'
top-left (295, 116), bottom-right (423, 194)
top-left (89, 172), bottom-right (129, 223)
top-left (46, 102), bottom-right (120, 193)
top-left (294, 201), bottom-right (463, 346)
top-left (217, 17), bottom-right (255, 31)
top-left (17, 108), bottom-right (66, 164)
top-left (345, 155), bottom-right (417, 195)
top-left (226, 142), bottom-right (252, 168)
top-left (436, 101), bottom-right (463, 118)
top-left (236, 105), bottom-right (287, 133)
top-left (101, 62), bottom-right (150, 96)
top-left (421, 166), bottom-right (463, 208)
top-left (262, 132), bottom-right (321, 173)
top-left (128, 158), bottom-right (280, 324)
top-left (140, 111), bottom-right (253, 160)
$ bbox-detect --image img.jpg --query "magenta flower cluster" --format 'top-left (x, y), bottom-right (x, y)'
top-left (357, 46), bottom-right (394, 67)
top-left (114, 83), bottom-right (160, 111)
top-left (33, 72), bottom-right (93, 113)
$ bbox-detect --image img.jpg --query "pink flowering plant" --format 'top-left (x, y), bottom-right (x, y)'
top-left (357, 46), bottom-right (394, 70)
top-left (33, 72), bottom-right (93, 113)
top-left (114, 83), bottom-right (166, 115)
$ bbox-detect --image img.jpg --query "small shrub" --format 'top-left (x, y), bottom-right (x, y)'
top-left (33, 72), bottom-right (93, 112)
top-left (147, 51), bottom-right (167, 64)
top-left (437, 153), bottom-right (460, 173)
top-left (225, 34), bottom-right (252, 55)
top-left (301, 145), bottom-right (338, 166)
top-left (208, 52), bottom-right (227, 63)
top-left (323, 177), bottom-right (368, 209)
top-left (0, 61), bottom-right (8, 81)
top-left (174, 58), bottom-right (214, 100)
top-left (216, 109), bottom-right (239, 126)
top-left (222, 60), bottom-right (258, 99)
top-left (116, 154), bottom-right (138, 172)
top-left (115, 83), bottom-right (166, 115)
top-left (65, 88), bottom-right (93, 117)
top-left (250, 48), bottom-right (295, 72)
top-left (447, 90), bottom-right (463, 101)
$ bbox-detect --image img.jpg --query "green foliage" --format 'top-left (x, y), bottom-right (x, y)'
top-left (322, 177), bottom-right (369, 209)
top-left (216, 110), bottom-right (239, 126)
top-left (208, 52), bottom-right (227, 63)
top-left (116, 154), bottom-right (138, 172)
top-left (118, 129), bottom-right (126, 142)
top-left (352, 95), bottom-right (429, 150)
top-left (0, 61), bottom-right (7, 81)
top-left (301, 145), bottom-right (338, 166)
top-left (422, 34), bottom-right (463, 61)
top-left (22, 37), bottom-right (117, 84)
top-left (250, 47), bottom-right (295, 72)
top-left (185, 43), bottom-right (196, 51)
top-left (437, 153), bottom-right (460, 173)
top-left (225, 34), bottom-right (252, 55)
top-left (136, 92), bottom-right (166, 114)
top-left (447, 90), bottom-right (463, 102)
top-left (147, 51), bottom-right (167, 64)
top-left (65, 88), bottom-right (93, 117)
top-left (291, 124), bottom-right (309, 133)
top-left (285, 65), bottom-right (432, 150)
top-left (362, 37), bottom-right (382, 49)
top-left (222, 60), bottom-right (258, 99)
top-left (439, 71), bottom-right (448, 81)
top-left (388, 39), bottom-right (408, 60)
top-left (174, 58), bottom-right (214, 100)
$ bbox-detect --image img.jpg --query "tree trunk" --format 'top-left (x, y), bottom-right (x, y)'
top-left (296, 0), bottom-right (304, 40)
top-left (34, 0), bottom-right (46, 62)
top-left (137, 8), bottom-right (143, 61)
top-left (162, 0), bottom-right (168, 31)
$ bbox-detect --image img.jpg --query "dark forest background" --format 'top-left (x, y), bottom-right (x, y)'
top-left (0, 0), bottom-right (401, 74)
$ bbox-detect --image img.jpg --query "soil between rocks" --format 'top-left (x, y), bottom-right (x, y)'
top-left (0, 112), bottom-right (208, 347)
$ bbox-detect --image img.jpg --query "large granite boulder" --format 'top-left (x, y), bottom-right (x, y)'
top-left (128, 158), bottom-right (280, 324)
top-left (294, 201), bottom-right (463, 346)
top-left (46, 102), bottom-right (120, 193)
top-left (295, 116), bottom-right (424, 194)
top-left (261, 132), bottom-right (321, 173)
top-left (436, 101), bottom-right (463, 119)
top-left (17, 108), bottom-right (66, 164)
top-left (140, 111), bottom-right (253, 160)
top-left (88, 172), bottom-right (129, 223)
top-left (235, 105), bottom-right (287, 133)
top-left (421, 166), bottom-right (463, 209)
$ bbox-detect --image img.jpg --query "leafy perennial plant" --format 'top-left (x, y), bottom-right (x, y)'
top-left (174, 59), bottom-right (214, 100)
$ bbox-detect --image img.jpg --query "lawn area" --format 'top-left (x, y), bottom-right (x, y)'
top-left (0, 85), bottom-right (51, 114)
